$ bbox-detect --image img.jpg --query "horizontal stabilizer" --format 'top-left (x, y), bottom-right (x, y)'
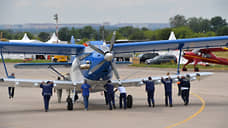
top-left (14, 62), bottom-right (72, 69)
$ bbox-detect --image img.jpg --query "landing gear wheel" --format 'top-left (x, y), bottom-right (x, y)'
top-left (127, 95), bottom-right (133, 108)
top-left (182, 67), bottom-right (187, 71)
top-left (194, 67), bottom-right (199, 72)
top-left (66, 96), bottom-right (73, 110)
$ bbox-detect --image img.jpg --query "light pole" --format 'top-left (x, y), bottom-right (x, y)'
top-left (54, 13), bottom-right (58, 43)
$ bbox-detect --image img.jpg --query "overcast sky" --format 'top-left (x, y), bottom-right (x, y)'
top-left (0, 0), bottom-right (227, 24)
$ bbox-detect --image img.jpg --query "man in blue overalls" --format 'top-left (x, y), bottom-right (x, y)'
top-left (104, 80), bottom-right (116, 110)
top-left (142, 77), bottom-right (155, 107)
top-left (8, 73), bottom-right (15, 99)
top-left (161, 77), bottom-right (173, 107)
top-left (81, 80), bottom-right (91, 111)
top-left (40, 81), bottom-right (54, 112)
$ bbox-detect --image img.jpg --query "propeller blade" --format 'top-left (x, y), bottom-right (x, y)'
top-left (111, 62), bottom-right (120, 80)
top-left (88, 43), bottom-right (105, 55)
top-left (89, 60), bottom-right (105, 74)
top-left (110, 31), bottom-right (116, 51)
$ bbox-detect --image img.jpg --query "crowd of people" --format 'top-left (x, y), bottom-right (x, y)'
top-left (37, 73), bottom-right (191, 112)
top-left (3, 71), bottom-right (189, 112)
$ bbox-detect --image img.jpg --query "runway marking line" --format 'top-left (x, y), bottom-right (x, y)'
top-left (165, 92), bottom-right (206, 128)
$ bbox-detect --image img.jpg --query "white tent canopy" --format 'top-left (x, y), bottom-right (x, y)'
top-left (46, 33), bottom-right (67, 44)
top-left (168, 31), bottom-right (177, 40)
top-left (9, 33), bottom-right (42, 43)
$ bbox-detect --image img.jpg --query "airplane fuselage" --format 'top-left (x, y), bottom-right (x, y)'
top-left (183, 52), bottom-right (228, 65)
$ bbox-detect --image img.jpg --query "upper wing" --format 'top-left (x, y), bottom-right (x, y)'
top-left (113, 36), bottom-right (228, 53)
top-left (14, 62), bottom-right (72, 69)
top-left (111, 72), bottom-right (213, 87)
top-left (0, 41), bottom-right (85, 55)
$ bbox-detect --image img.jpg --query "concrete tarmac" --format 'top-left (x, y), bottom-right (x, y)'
top-left (0, 63), bottom-right (228, 128)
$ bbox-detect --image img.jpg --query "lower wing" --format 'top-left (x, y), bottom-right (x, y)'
top-left (0, 72), bottom-right (212, 92)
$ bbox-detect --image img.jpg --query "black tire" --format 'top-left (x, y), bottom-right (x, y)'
top-left (66, 97), bottom-right (73, 110)
top-left (127, 95), bottom-right (133, 108)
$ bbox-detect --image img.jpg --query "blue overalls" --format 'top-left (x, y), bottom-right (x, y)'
top-left (143, 80), bottom-right (155, 107)
top-left (40, 83), bottom-right (54, 112)
top-left (161, 78), bottom-right (173, 106)
top-left (104, 83), bottom-right (116, 110)
top-left (81, 83), bottom-right (91, 110)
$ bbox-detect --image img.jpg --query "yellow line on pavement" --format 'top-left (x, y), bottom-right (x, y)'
top-left (165, 92), bottom-right (206, 128)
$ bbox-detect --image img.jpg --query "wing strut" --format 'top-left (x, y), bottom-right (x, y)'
top-left (177, 44), bottom-right (184, 75)
top-left (48, 65), bottom-right (66, 80)
top-left (0, 50), bottom-right (9, 77)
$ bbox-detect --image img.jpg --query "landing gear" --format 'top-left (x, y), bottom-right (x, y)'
top-left (66, 96), bottom-right (73, 110)
top-left (127, 95), bottom-right (133, 108)
top-left (194, 67), bottom-right (199, 72)
top-left (57, 89), bottom-right (62, 103)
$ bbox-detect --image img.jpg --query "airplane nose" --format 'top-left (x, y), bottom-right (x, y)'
top-left (104, 53), bottom-right (113, 61)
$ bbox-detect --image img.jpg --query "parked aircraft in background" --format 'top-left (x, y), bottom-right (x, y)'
top-left (182, 47), bottom-right (228, 71)
top-left (0, 32), bottom-right (228, 110)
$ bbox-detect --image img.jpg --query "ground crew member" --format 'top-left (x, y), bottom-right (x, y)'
top-left (161, 77), bottom-right (173, 107)
top-left (142, 77), bottom-right (155, 107)
top-left (178, 75), bottom-right (191, 105)
top-left (8, 73), bottom-right (15, 99)
top-left (56, 77), bottom-right (63, 103)
top-left (81, 80), bottom-right (91, 111)
top-left (103, 85), bottom-right (108, 105)
top-left (104, 80), bottom-right (116, 110)
top-left (115, 84), bottom-right (127, 109)
top-left (40, 81), bottom-right (54, 112)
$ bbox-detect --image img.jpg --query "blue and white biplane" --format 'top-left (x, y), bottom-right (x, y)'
top-left (1, 32), bottom-right (228, 110)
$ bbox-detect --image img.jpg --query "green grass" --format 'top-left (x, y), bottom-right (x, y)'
top-left (131, 63), bottom-right (228, 71)
top-left (0, 59), bottom-right (52, 63)
top-left (214, 51), bottom-right (228, 58)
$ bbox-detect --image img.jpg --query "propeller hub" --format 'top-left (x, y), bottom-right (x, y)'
top-left (104, 53), bottom-right (113, 61)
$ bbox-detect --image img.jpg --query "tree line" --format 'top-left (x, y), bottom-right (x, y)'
top-left (1, 15), bottom-right (227, 43)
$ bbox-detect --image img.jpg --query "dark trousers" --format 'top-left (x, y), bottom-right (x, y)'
top-left (147, 90), bottom-right (155, 106)
top-left (83, 96), bottom-right (89, 109)
top-left (119, 93), bottom-right (127, 109)
top-left (107, 93), bottom-right (115, 109)
top-left (181, 89), bottom-right (190, 104)
top-left (165, 91), bottom-right (172, 105)
top-left (104, 91), bottom-right (108, 105)
top-left (8, 87), bottom-right (15, 98)
top-left (178, 84), bottom-right (181, 96)
top-left (43, 95), bottom-right (51, 111)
